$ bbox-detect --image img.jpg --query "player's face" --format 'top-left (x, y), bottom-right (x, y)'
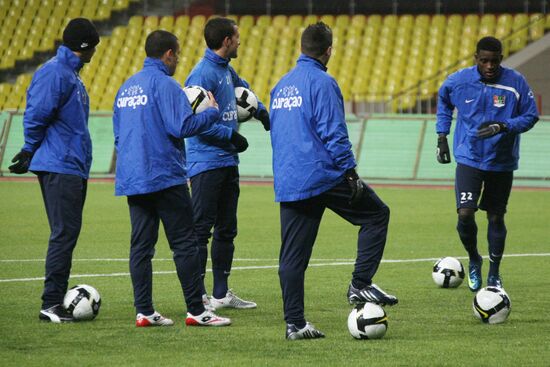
top-left (166, 45), bottom-right (180, 76)
top-left (226, 26), bottom-right (240, 59)
top-left (78, 47), bottom-right (96, 64)
top-left (475, 50), bottom-right (503, 81)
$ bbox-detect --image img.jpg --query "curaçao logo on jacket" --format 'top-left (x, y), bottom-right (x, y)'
top-left (116, 85), bottom-right (148, 109)
top-left (271, 85), bottom-right (302, 111)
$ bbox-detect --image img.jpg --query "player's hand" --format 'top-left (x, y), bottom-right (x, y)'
top-left (477, 122), bottom-right (507, 139)
top-left (8, 150), bottom-right (33, 174)
top-left (344, 168), bottom-right (365, 207)
top-left (230, 130), bottom-right (249, 153)
top-left (206, 91), bottom-right (218, 110)
top-left (256, 109), bottom-right (270, 131)
top-left (436, 135), bottom-right (451, 164)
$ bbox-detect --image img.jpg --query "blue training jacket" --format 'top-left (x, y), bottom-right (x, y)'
top-left (22, 46), bottom-right (92, 178)
top-left (436, 65), bottom-right (539, 171)
top-left (270, 55), bottom-right (356, 202)
top-left (113, 57), bottom-right (219, 196)
top-left (184, 48), bottom-right (267, 178)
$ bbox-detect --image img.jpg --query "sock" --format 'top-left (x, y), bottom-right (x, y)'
top-left (211, 240), bottom-right (234, 299)
top-left (488, 219), bottom-right (507, 277)
top-left (457, 215), bottom-right (481, 263)
top-left (290, 321), bottom-right (306, 329)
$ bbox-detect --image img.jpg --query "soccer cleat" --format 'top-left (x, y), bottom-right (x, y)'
top-left (209, 289), bottom-right (257, 309)
top-left (347, 283), bottom-right (398, 306)
top-left (39, 304), bottom-right (74, 323)
top-left (286, 322), bottom-right (325, 340)
top-left (185, 310), bottom-right (231, 326)
top-left (135, 311), bottom-right (174, 327)
top-left (487, 275), bottom-right (503, 288)
top-left (468, 259), bottom-right (483, 292)
top-left (202, 294), bottom-right (216, 312)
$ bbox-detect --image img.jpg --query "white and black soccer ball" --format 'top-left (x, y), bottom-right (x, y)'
top-left (63, 284), bottom-right (101, 320)
top-left (183, 85), bottom-right (210, 113)
top-left (347, 302), bottom-right (388, 339)
top-left (473, 286), bottom-right (511, 324)
top-left (235, 86), bottom-right (258, 122)
top-left (432, 257), bottom-right (465, 288)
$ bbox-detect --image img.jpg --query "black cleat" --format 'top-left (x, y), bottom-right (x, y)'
top-left (286, 322), bottom-right (325, 340)
top-left (347, 283), bottom-right (398, 306)
top-left (39, 304), bottom-right (74, 323)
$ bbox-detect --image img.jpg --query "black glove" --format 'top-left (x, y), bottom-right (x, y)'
top-left (344, 168), bottom-right (365, 207)
top-left (230, 130), bottom-right (249, 153)
top-left (477, 122), bottom-right (507, 139)
top-left (436, 135), bottom-right (451, 164)
top-left (256, 109), bottom-right (270, 131)
top-left (8, 150), bottom-right (33, 174)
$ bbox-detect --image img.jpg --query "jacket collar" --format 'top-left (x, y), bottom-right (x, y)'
top-left (143, 57), bottom-right (171, 75)
top-left (204, 48), bottom-right (230, 67)
top-left (297, 54), bottom-right (327, 72)
top-left (57, 45), bottom-right (84, 72)
top-left (475, 65), bottom-right (503, 83)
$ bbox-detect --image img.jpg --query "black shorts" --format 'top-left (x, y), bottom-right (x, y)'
top-left (455, 163), bottom-right (513, 215)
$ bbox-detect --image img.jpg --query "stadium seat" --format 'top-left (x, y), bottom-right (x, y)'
top-left (529, 13), bottom-right (545, 41)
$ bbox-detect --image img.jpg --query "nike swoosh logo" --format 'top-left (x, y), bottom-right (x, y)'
top-left (465, 99), bottom-right (474, 103)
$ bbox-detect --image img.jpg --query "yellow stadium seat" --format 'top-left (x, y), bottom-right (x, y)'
top-left (319, 15), bottom-right (335, 27)
top-left (159, 16), bottom-right (174, 31)
top-left (478, 14), bottom-right (496, 38)
top-left (190, 15), bottom-right (206, 28)
top-left (128, 15), bottom-right (143, 29)
top-left (256, 15), bottom-right (271, 28)
top-left (288, 15), bottom-right (302, 28)
top-left (272, 15), bottom-right (287, 28)
top-left (529, 13), bottom-right (545, 41)
top-left (510, 14), bottom-right (529, 52)
top-left (238, 15), bottom-right (254, 29)
top-left (303, 14), bottom-right (317, 26)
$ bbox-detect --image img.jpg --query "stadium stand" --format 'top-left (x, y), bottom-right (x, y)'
top-left (0, 4), bottom-right (548, 185)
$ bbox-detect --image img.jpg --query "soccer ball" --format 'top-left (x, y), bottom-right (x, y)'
top-left (235, 86), bottom-right (258, 122)
top-left (473, 286), bottom-right (511, 324)
top-left (63, 284), bottom-right (101, 320)
top-left (432, 257), bottom-right (465, 288)
top-left (183, 85), bottom-right (210, 113)
top-left (347, 302), bottom-right (388, 339)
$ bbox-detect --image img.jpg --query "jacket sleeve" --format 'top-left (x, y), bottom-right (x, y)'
top-left (157, 78), bottom-right (219, 139)
top-left (436, 75), bottom-right (455, 135)
top-left (186, 69), bottom-right (233, 141)
top-left (312, 78), bottom-right (356, 171)
top-left (21, 69), bottom-right (64, 153)
top-left (228, 65), bottom-right (267, 116)
top-left (503, 76), bottom-right (539, 134)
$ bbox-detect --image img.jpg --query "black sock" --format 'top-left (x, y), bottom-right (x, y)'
top-left (488, 219), bottom-right (506, 277)
top-left (457, 216), bottom-right (481, 262)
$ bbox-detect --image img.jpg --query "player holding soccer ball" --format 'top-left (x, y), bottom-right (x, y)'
top-left (270, 22), bottom-right (398, 340)
top-left (113, 30), bottom-right (230, 327)
top-left (183, 17), bottom-right (270, 310)
top-left (436, 37), bottom-right (538, 291)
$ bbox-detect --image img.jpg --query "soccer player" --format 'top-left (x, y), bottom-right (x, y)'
top-left (113, 30), bottom-right (230, 327)
top-left (184, 17), bottom-right (270, 310)
top-left (8, 18), bottom-right (100, 323)
top-left (436, 36), bottom-right (539, 291)
top-left (269, 22), bottom-right (398, 340)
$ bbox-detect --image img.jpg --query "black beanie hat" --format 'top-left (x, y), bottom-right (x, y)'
top-left (63, 18), bottom-right (100, 51)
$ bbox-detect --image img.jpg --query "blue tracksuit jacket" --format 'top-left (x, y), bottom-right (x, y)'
top-left (270, 54), bottom-right (356, 202)
top-left (22, 46), bottom-right (92, 178)
top-left (436, 65), bottom-right (538, 171)
top-left (113, 57), bottom-right (218, 196)
top-left (184, 48), bottom-right (266, 178)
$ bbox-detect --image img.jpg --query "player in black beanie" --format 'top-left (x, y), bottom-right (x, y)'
top-left (63, 18), bottom-right (100, 62)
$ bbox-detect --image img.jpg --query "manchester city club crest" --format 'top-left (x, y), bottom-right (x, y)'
top-left (493, 95), bottom-right (506, 107)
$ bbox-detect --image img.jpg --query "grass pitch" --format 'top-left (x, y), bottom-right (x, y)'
top-left (0, 181), bottom-right (549, 366)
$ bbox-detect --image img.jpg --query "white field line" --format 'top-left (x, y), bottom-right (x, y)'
top-left (0, 253), bottom-right (549, 284)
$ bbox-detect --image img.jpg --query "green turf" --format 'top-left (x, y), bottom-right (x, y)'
top-left (0, 182), bottom-right (549, 366)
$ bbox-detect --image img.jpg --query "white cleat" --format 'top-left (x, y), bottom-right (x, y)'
top-left (202, 294), bottom-right (216, 312)
top-left (210, 289), bottom-right (257, 309)
top-left (185, 310), bottom-right (231, 326)
top-left (135, 311), bottom-right (174, 327)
